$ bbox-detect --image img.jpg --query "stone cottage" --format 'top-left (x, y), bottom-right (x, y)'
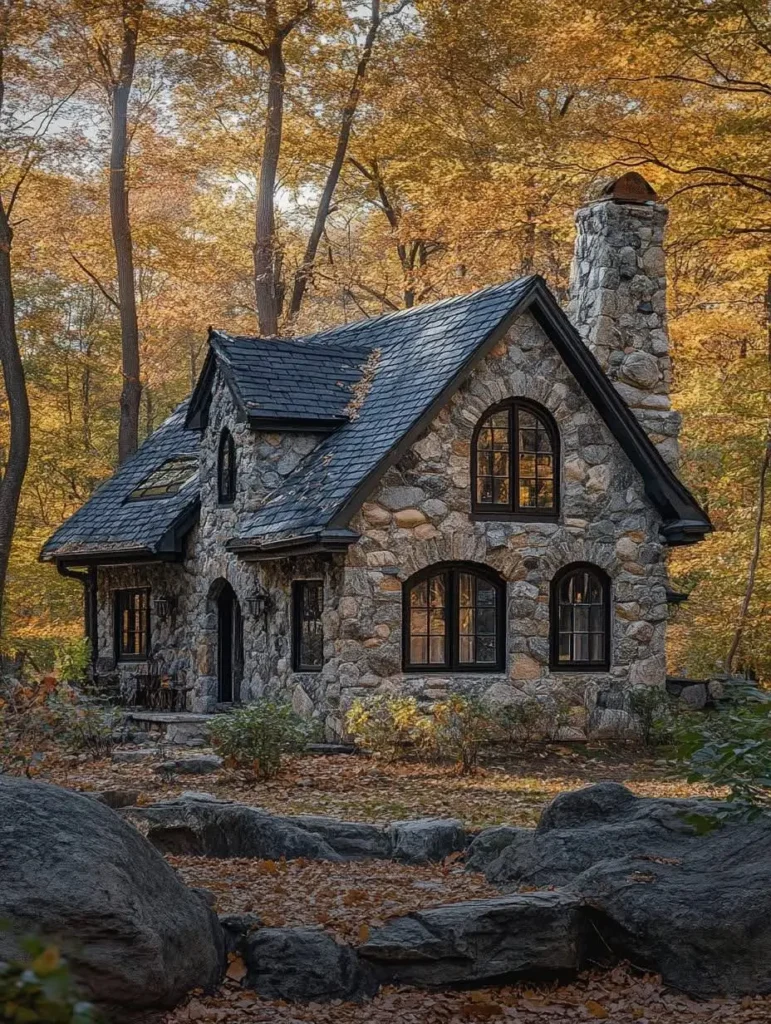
top-left (41, 173), bottom-right (711, 739)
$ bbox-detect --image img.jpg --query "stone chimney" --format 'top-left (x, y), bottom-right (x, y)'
top-left (568, 172), bottom-right (680, 467)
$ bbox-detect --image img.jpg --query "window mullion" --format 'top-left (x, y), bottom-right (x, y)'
top-left (447, 570), bottom-right (456, 670)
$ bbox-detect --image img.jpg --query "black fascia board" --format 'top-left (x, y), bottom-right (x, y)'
top-left (246, 414), bottom-right (346, 433)
top-left (156, 497), bottom-right (201, 554)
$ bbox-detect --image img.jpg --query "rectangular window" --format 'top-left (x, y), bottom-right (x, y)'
top-left (293, 580), bottom-right (324, 671)
top-left (114, 589), bottom-right (151, 661)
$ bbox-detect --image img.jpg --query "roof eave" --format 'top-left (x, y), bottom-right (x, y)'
top-left (227, 528), bottom-right (360, 562)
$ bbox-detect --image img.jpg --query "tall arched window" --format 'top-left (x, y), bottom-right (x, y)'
top-left (403, 562), bottom-right (505, 672)
top-left (471, 399), bottom-right (559, 517)
top-left (550, 563), bottom-right (610, 671)
top-left (217, 429), bottom-right (236, 505)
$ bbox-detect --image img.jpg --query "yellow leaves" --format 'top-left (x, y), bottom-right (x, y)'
top-left (584, 999), bottom-right (610, 1018)
top-left (30, 945), bottom-right (60, 977)
top-left (356, 923), bottom-right (370, 943)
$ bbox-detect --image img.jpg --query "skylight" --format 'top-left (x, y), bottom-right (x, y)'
top-left (128, 456), bottom-right (198, 501)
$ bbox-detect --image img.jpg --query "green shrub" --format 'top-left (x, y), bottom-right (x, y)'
top-left (492, 696), bottom-right (548, 746)
top-left (345, 694), bottom-right (432, 762)
top-left (675, 681), bottom-right (771, 826)
top-left (628, 686), bottom-right (677, 747)
top-left (47, 687), bottom-right (123, 760)
top-left (427, 694), bottom-right (491, 773)
top-left (208, 700), bottom-right (312, 778)
top-left (53, 640), bottom-right (91, 687)
top-left (0, 935), bottom-right (98, 1024)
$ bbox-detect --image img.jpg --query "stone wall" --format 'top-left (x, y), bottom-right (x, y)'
top-left (94, 314), bottom-right (672, 739)
top-left (322, 311), bottom-right (670, 738)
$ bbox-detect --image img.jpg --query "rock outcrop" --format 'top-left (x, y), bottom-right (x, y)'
top-left (0, 776), bottom-right (224, 1015)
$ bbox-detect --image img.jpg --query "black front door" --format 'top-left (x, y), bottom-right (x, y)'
top-left (217, 583), bottom-right (243, 703)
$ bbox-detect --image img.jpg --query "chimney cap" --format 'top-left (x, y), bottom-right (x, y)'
top-left (586, 171), bottom-right (658, 205)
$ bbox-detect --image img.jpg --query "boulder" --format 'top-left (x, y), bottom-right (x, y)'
top-left (389, 817), bottom-right (467, 864)
top-left (156, 754), bottom-right (223, 775)
top-left (243, 927), bottom-right (377, 1002)
top-left (358, 892), bottom-right (584, 987)
top-left (478, 781), bottom-right (719, 887)
top-left (465, 826), bottom-right (534, 874)
top-left (288, 815), bottom-right (392, 859)
top-left (474, 783), bottom-right (771, 997)
top-left (121, 797), bottom-right (341, 860)
top-left (111, 748), bottom-right (157, 764)
top-left (0, 776), bottom-right (224, 1015)
top-left (87, 788), bottom-right (141, 809)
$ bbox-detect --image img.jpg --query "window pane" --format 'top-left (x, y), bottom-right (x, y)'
top-left (574, 605), bottom-right (590, 632)
top-left (477, 581), bottom-right (496, 606)
top-left (519, 480), bottom-right (536, 507)
top-left (411, 580), bottom-right (428, 607)
top-left (589, 604), bottom-right (604, 632)
top-left (490, 411), bottom-right (508, 429)
top-left (519, 428), bottom-right (536, 452)
top-left (477, 635), bottom-right (496, 663)
top-left (477, 606), bottom-right (496, 635)
top-left (429, 575), bottom-right (445, 607)
top-left (493, 477), bottom-right (509, 504)
top-left (519, 411), bottom-right (536, 430)
top-left (590, 633), bottom-right (605, 662)
top-left (478, 476), bottom-right (493, 503)
top-left (411, 636), bottom-right (428, 664)
top-left (429, 635), bottom-right (446, 664)
top-left (430, 610), bottom-right (446, 635)
top-left (536, 429), bottom-right (552, 453)
top-left (298, 581), bottom-right (324, 669)
top-left (411, 610), bottom-right (428, 636)
top-left (459, 573), bottom-right (473, 608)
top-left (478, 428), bottom-right (492, 450)
top-left (459, 608), bottom-right (474, 635)
top-left (459, 636), bottom-right (474, 663)
top-left (574, 632), bottom-right (589, 661)
top-left (559, 633), bottom-right (571, 661)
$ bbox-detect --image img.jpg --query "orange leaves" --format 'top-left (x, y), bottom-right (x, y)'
top-left (224, 956), bottom-right (247, 983)
top-left (584, 999), bottom-right (609, 1018)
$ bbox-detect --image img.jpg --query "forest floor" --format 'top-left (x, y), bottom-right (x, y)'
top-left (35, 747), bottom-right (771, 1023)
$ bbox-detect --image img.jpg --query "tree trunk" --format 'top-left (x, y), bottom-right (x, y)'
top-left (0, 196), bottom-right (29, 634)
top-left (254, 39), bottom-right (286, 337)
top-left (725, 431), bottom-right (771, 674)
top-left (287, 0), bottom-right (382, 322)
top-left (111, 0), bottom-right (142, 463)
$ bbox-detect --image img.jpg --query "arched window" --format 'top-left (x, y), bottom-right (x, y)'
top-left (403, 562), bottom-right (505, 672)
top-left (217, 429), bottom-right (236, 505)
top-left (471, 399), bottom-right (559, 517)
top-left (550, 563), bottom-right (610, 671)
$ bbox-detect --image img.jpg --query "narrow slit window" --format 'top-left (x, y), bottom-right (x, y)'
top-left (293, 580), bottom-right (324, 671)
top-left (114, 588), bottom-right (150, 661)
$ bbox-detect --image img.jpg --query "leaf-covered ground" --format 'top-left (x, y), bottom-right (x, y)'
top-left (41, 746), bottom-right (720, 829)
top-left (34, 747), bottom-right (769, 1022)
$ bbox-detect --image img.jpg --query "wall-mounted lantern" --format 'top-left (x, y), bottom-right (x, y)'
top-left (247, 589), bottom-right (273, 618)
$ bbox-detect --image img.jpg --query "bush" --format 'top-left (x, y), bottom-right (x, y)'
top-left (208, 700), bottom-right (312, 778)
top-left (0, 935), bottom-right (98, 1024)
top-left (675, 681), bottom-right (771, 825)
top-left (427, 694), bottom-right (490, 773)
top-left (47, 687), bottom-right (123, 760)
top-left (54, 640), bottom-right (91, 687)
top-left (628, 686), bottom-right (677, 747)
top-left (492, 696), bottom-right (548, 746)
top-left (345, 694), bottom-right (431, 762)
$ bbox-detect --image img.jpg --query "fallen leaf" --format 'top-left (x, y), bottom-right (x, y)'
top-left (357, 922), bottom-right (370, 942)
top-left (225, 956), bottom-right (247, 982)
top-left (584, 999), bottom-right (609, 1019)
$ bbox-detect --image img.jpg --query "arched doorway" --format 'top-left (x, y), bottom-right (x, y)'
top-left (217, 581), bottom-right (243, 704)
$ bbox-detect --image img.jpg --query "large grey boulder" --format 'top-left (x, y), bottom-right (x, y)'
top-left (478, 781), bottom-right (724, 888)
top-left (389, 817), bottom-right (467, 864)
top-left (121, 797), bottom-right (342, 860)
top-left (0, 776), bottom-right (224, 1015)
top-left (358, 891), bottom-right (584, 987)
top-left (243, 927), bottom-right (377, 1002)
top-left (474, 782), bottom-right (771, 997)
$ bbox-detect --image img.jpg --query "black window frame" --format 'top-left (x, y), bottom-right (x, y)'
top-left (471, 398), bottom-right (560, 520)
top-left (549, 562), bottom-right (611, 672)
top-left (292, 579), bottom-right (325, 672)
top-left (114, 587), bottom-right (151, 662)
top-left (217, 428), bottom-right (236, 505)
top-left (402, 562), bottom-right (506, 673)
top-left (127, 455), bottom-right (198, 502)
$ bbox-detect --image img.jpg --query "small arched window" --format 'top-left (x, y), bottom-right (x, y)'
top-left (217, 429), bottom-right (236, 505)
top-left (403, 562), bottom-right (505, 672)
top-left (550, 563), bottom-right (610, 671)
top-left (472, 399), bottom-right (559, 517)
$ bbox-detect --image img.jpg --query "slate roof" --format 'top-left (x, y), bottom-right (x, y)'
top-left (42, 274), bottom-right (711, 564)
top-left (187, 333), bottom-right (370, 430)
top-left (230, 277), bottom-right (537, 550)
top-left (40, 401), bottom-right (200, 562)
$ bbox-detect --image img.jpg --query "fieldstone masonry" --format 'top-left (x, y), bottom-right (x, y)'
top-left (568, 173), bottom-right (681, 469)
top-left (93, 174), bottom-right (682, 740)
